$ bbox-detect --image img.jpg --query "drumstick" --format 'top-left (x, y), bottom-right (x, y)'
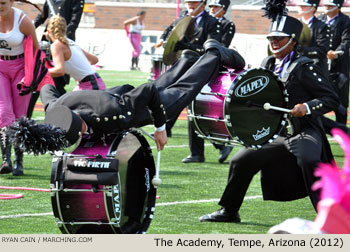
top-left (263, 103), bottom-right (291, 113)
top-left (152, 150), bottom-right (162, 188)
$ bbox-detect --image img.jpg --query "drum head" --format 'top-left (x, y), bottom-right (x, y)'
top-left (50, 131), bottom-right (156, 234)
top-left (225, 68), bottom-right (288, 148)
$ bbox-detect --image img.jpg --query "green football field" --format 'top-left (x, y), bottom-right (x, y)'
top-left (0, 70), bottom-right (347, 234)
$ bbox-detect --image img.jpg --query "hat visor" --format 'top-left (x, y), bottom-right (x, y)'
top-left (267, 32), bottom-right (290, 38)
top-left (323, 3), bottom-right (337, 6)
top-left (209, 4), bottom-right (221, 7)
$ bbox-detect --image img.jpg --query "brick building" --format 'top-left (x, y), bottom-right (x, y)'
top-left (15, 1), bottom-right (350, 35)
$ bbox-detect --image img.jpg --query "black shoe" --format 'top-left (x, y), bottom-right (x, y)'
top-left (0, 161), bottom-right (12, 174)
top-left (12, 167), bottom-right (23, 176)
top-left (218, 146), bottom-right (233, 163)
top-left (182, 155), bottom-right (205, 163)
top-left (120, 220), bottom-right (142, 234)
top-left (203, 39), bottom-right (245, 69)
top-left (199, 208), bottom-right (241, 223)
top-left (13, 148), bottom-right (24, 176)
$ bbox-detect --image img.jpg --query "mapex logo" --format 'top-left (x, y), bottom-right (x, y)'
top-left (235, 76), bottom-right (269, 98)
top-left (73, 160), bottom-right (111, 168)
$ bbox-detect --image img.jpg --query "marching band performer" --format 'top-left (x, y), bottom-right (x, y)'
top-left (154, 0), bottom-right (221, 55)
top-left (183, 0), bottom-right (235, 164)
top-left (46, 15), bottom-right (106, 91)
top-left (318, 0), bottom-right (350, 125)
top-left (124, 10), bottom-right (146, 71)
top-left (154, 0), bottom-right (222, 139)
top-left (298, 0), bottom-right (350, 136)
top-left (200, 1), bottom-right (339, 223)
top-left (34, 0), bottom-right (84, 41)
top-left (0, 0), bottom-right (41, 176)
top-left (296, 0), bottom-right (329, 73)
top-left (27, 0), bottom-right (85, 119)
top-left (209, 0), bottom-right (235, 48)
top-left (8, 40), bottom-right (245, 156)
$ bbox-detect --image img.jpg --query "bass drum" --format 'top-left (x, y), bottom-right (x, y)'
top-left (50, 130), bottom-right (156, 234)
top-left (188, 68), bottom-right (288, 148)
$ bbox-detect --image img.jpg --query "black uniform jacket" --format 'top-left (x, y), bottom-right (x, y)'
top-left (259, 53), bottom-right (339, 201)
top-left (218, 17), bottom-right (235, 48)
top-left (34, 0), bottom-right (84, 40)
top-left (298, 17), bottom-right (329, 73)
top-left (160, 10), bottom-right (221, 54)
top-left (318, 12), bottom-right (350, 78)
top-left (43, 83), bottom-right (166, 134)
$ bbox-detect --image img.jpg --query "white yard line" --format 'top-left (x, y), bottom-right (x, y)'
top-left (156, 195), bottom-right (262, 206)
top-left (0, 195), bottom-right (262, 219)
top-left (0, 212), bottom-right (53, 219)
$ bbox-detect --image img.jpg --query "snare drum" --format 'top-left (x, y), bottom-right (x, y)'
top-left (149, 55), bottom-right (170, 80)
top-left (50, 130), bottom-right (156, 234)
top-left (188, 68), bottom-right (288, 148)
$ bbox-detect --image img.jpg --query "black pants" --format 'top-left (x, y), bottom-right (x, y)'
top-left (219, 128), bottom-right (323, 212)
top-left (153, 51), bottom-right (221, 119)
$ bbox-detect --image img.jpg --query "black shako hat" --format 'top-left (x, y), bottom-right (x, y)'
top-left (208, 0), bottom-right (231, 11)
top-left (44, 105), bottom-right (83, 147)
top-left (263, 0), bottom-right (303, 41)
top-left (323, 0), bottom-right (344, 7)
top-left (268, 15), bottom-right (303, 41)
top-left (297, 0), bottom-right (321, 7)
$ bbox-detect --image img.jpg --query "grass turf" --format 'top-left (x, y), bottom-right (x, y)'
top-left (0, 70), bottom-right (347, 234)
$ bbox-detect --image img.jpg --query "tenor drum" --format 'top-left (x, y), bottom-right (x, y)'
top-left (149, 55), bottom-right (170, 80)
top-left (50, 131), bottom-right (156, 234)
top-left (188, 68), bottom-right (288, 148)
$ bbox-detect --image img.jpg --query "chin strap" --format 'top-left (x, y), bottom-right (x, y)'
top-left (269, 37), bottom-right (293, 54)
top-left (325, 6), bottom-right (339, 14)
top-left (299, 6), bottom-right (315, 15)
top-left (213, 7), bottom-right (224, 17)
top-left (191, 2), bottom-right (205, 16)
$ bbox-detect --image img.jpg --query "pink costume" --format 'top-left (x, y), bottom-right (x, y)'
top-left (128, 18), bottom-right (144, 58)
top-left (0, 8), bottom-right (31, 128)
top-left (63, 39), bottom-right (106, 91)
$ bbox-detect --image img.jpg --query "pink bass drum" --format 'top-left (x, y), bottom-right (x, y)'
top-left (187, 68), bottom-right (289, 148)
top-left (50, 131), bottom-right (156, 234)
